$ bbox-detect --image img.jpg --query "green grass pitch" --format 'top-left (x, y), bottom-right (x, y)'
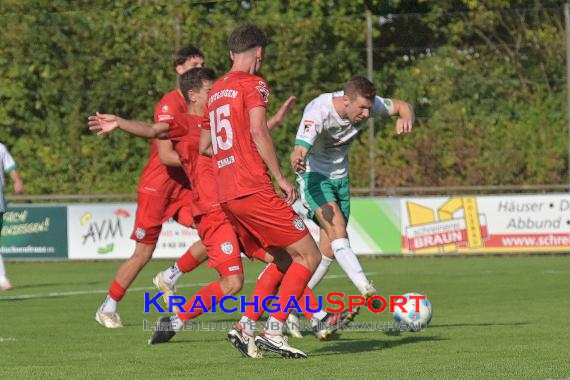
top-left (1, 255), bottom-right (569, 379)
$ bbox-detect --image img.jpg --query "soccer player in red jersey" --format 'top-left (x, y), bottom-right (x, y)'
top-left (90, 68), bottom-right (246, 338)
top-left (95, 45), bottom-right (209, 328)
top-left (89, 68), bottom-right (303, 354)
top-left (199, 24), bottom-right (322, 358)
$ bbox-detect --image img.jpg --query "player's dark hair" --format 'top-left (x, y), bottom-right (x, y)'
top-left (180, 67), bottom-right (216, 103)
top-left (228, 24), bottom-right (268, 53)
top-left (173, 44), bottom-right (204, 68)
top-left (344, 75), bottom-right (376, 102)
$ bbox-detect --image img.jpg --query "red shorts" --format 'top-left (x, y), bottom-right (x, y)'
top-left (131, 190), bottom-right (194, 244)
top-left (194, 207), bottom-right (243, 276)
top-left (221, 188), bottom-right (309, 255)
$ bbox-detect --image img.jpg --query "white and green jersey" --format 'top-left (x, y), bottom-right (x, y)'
top-left (294, 91), bottom-right (394, 179)
top-left (0, 143), bottom-right (17, 213)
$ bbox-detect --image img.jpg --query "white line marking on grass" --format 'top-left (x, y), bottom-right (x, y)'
top-left (0, 272), bottom-right (379, 301)
top-left (0, 337), bottom-right (17, 342)
top-left (542, 270), bottom-right (568, 274)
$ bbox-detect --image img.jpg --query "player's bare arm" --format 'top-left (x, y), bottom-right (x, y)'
top-left (157, 140), bottom-right (182, 167)
top-left (88, 113), bottom-right (169, 139)
top-left (267, 96), bottom-right (296, 130)
top-left (9, 170), bottom-right (24, 194)
top-left (290, 145), bottom-right (309, 174)
top-left (250, 106), bottom-right (297, 205)
top-left (390, 99), bottom-right (415, 135)
top-left (199, 129), bottom-right (212, 157)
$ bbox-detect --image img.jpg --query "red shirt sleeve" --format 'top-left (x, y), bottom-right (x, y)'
top-left (165, 117), bottom-right (188, 139)
top-left (154, 97), bottom-right (177, 124)
top-left (243, 78), bottom-right (270, 112)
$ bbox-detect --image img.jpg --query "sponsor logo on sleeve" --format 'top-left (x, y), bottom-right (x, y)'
top-left (303, 120), bottom-right (315, 136)
top-left (256, 81), bottom-right (269, 103)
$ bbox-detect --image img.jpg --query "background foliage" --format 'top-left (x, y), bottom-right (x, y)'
top-left (0, 0), bottom-right (567, 195)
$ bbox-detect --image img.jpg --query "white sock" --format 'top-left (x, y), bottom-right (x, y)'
top-left (100, 295), bottom-right (118, 313)
top-left (331, 238), bottom-right (370, 294)
top-left (307, 255), bottom-right (334, 289)
top-left (162, 263), bottom-right (182, 285)
top-left (170, 315), bottom-right (183, 331)
top-left (0, 254), bottom-right (6, 280)
top-left (311, 310), bottom-right (328, 326)
top-left (265, 316), bottom-right (284, 335)
top-left (239, 316), bottom-right (255, 336)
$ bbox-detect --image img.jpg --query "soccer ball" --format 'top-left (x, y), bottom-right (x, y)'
top-left (393, 292), bottom-right (432, 332)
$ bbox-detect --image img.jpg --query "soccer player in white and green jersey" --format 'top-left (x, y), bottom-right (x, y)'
top-left (290, 75), bottom-right (414, 319)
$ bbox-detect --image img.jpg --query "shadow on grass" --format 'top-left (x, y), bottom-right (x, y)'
top-left (311, 335), bottom-right (448, 356)
top-left (161, 337), bottom-right (229, 344)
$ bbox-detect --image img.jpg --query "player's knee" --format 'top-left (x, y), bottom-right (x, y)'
top-left (132, 244), bottom-right (155, 263)
top-left (306, 251), bottom-right (322, 271)
top-left (191, 241), bottom-right (208, 261)
top-left (220, 275), bottom-right (243, 295)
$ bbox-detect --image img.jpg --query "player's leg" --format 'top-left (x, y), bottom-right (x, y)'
top-left (96, 242), bottom-right (155, 328)
top-left (178, 211), bottom-right (245, 320)
top-left (153, 240), bottom-right (208, 309)
top-left (237, 249), bottom-right (290, 336)
top-left (297, 172), bottom-right (340, 290)
top-left (254, 234), bottom-right (320, 358)
top-left (237, 251), bottom-right (328, 340)
top-left (149, 210), bottom-right (245, 344)
top-left (96, 193), bottom-right (165, 328)
top-left (315, 201), bottom-right (374, 294)
top-left (149, 267), bottom-right (244, 346)
top-left (299, 173), bottom-right (373, 323)
top-left (150, 200), bottom-right (206, 308)
top-left (237, 243), bottom-right (344, 342)
top-left (0, 255), bottom-right (11, 291)
top-left (314, 173), bottom-right (376, 297)
top-left (307, 227), bottom-right (334, 289)
top-left (227, 221), bottom-right (289, 357)
top-left (175, 252), bottom-right (244, 326)
top-left (0, 213), bottom-right (10, 291)
top-left (222, 192), bottom-right (319, 358)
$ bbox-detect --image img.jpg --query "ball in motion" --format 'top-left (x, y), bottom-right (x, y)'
top-left (393, 292), bottom-right (432, 331)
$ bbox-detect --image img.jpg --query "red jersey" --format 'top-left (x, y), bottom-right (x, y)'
top-left (137, 89), bottom-right (189, 196)
top-left (203, 71), bottom-right (274, 202)
top-left (167, 114), bottom-right (218, 217)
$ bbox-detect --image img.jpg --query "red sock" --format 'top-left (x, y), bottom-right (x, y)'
top-left (109, 280), bottom-right (126, 302)
top-left (244, 264), bottom-right (284, 321)
top-left (176, 248), bottom-right (201, 273)
top-left (271, 263), bottom-right (312, 323)
top-left (299, 287), bottom-right (320, 320)
top-left (177, 281), bottom-right (224, 321)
